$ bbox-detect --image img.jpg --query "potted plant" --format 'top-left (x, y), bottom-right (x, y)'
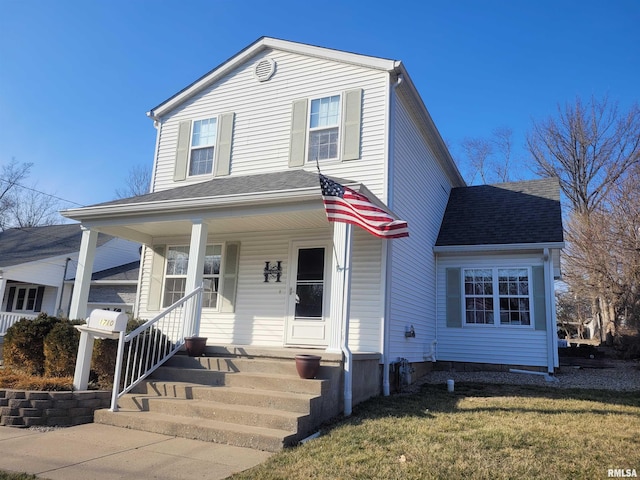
top-left (184, 336), bottom-right (208, 357)
top-left (295, 354), bottom-right (321, 379)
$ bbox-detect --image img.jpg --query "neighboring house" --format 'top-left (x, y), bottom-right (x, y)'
top-left (61, 37), bottom-right (563, 414)
top-left (0, 224), bottom-right (141, 334)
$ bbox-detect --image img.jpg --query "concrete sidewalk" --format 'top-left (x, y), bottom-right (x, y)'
top-left (0, 423), bottom-right (272, 479)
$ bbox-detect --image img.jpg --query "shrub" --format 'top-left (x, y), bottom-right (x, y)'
top-left (44, 321), bottom-right (81, 377)
top-left (91, 318), bottom-right (146, 389)
top-left (0, 367), bottom-right (73, 391)
top-left (3, 313), bottom-right (62, 375)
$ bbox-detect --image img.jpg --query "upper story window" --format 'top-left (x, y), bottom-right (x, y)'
top-left (189, 118), bottom-right (217, 176)
top-left (308, 95), bottom-right (341, 162)
top-left (463, 267), bottom-right (532, 327)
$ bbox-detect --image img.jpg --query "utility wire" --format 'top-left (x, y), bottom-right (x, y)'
top-left (0, 177), bottom-right (86, 207)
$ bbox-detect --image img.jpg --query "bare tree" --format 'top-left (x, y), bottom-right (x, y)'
top-left (0, 159), bottom-right (33, 230)
top-left (459, 127), bottom-right (517, 185)
top-left (527, 96), bottom-right (640, 214)
top-left (115, 164), bottom-right (152, 198)
top-left (460, 137), bottom-right (493, 184)
top-left (529, 96), bottom-right (640, 343)
top-left (8, 186), bottom-right (62, 228)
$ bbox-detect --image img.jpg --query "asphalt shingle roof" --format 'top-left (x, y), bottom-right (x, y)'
top-left (435, 177), bottom-right (564, 247)
top-left (91, 170), bottom-right (349, 208)
top-left (0, 224), bottom-right (113, 267)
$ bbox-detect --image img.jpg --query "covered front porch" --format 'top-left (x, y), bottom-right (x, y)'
top-left (62, 171), bottom-right (389, 413)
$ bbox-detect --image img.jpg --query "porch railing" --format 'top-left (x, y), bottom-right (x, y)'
top-left (0, 312), bottom-right (38, 337)
top-left (110, 286), bottom-right (203, 411)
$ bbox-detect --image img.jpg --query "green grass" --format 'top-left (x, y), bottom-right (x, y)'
top-left (231, 383), bottom-right (640, 480)
top-left (0, 472), bottom-right (37, 480)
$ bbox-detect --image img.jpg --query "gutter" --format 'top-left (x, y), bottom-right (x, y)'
top-left (433, 242), bottom-right (565, 253)
top-left (61, 187), bottom-right (328, 223)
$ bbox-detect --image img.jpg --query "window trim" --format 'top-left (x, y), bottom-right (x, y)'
top-left (188, 116), bottom-right (218, 178)
top-left (161, 243), bottom-right (225, 311)
top-left (461, 266), bottom-right (534, 329)
top-left (306, 93), bottom-right (342, 164)
top-left (11, 285), bottom-right (40, 313)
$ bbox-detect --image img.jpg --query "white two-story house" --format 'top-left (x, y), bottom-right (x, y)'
top-left (61, 37), bottom-right (563, 448)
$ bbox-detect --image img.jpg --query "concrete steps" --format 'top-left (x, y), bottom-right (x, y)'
top-left (94, 348), bottom-right (342, 452)
top-left (94, 409), bottom-right (296, 452)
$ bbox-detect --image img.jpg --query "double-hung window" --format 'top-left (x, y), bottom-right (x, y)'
top-left (463, 267), bottom-right (532, 327)
top-left (13, 286), bottom-right (38, 312)
top-left (308, 95), bottom-right (340, 162)
top-left (189, 118), bottom-right (217, 176)
top-left (464, 269), bottom-right (494, 325)
top-left (163, 244), bottom-right (222, 308)
top-left (497, 268), bottom-right (531, 325)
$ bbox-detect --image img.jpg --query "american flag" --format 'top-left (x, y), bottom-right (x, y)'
top-left (319, 174), bottom-right (409, 239)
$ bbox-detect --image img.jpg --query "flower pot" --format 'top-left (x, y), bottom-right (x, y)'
top-left (295, 354), bottom-right (321, 379)
top-left (184, 336), bottom-right (208, 357)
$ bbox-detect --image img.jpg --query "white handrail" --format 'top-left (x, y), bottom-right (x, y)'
top-left (109, 286), bottom-right (203, 411)
top-left (0, 312), bottom-right (39, 336)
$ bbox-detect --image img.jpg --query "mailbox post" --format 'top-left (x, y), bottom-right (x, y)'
top-left (73, 310), bottom-right (128, 391)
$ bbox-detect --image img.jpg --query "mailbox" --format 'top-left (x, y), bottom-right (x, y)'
top-left (86, 309), bottom-right (128, 334)
top-left (74, 309), bottom-right (129, 391)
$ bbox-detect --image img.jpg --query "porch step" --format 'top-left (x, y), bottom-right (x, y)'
top-left (129, 381), bottom-right (319, 414)
top-left (151, 367), bottom-right (329, 395)
top-left (94, 409), bottom-right (296, 452)
top-left (93, 350), bottom-right (342, 451)
top-left (118, 396), bottom-right (310, 432)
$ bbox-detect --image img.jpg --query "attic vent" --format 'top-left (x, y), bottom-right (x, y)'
top-left (254, 58), bottom-right (276, 82)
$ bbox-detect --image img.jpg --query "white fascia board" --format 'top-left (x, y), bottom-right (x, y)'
top-left (433, 242), bottom-right (565, 254)
top-left (266, 38), bottom-right (399, 71)
top-left (148, 37), bottom-right (399, 120)
top-left (61, 183), bottom-right (358, 222)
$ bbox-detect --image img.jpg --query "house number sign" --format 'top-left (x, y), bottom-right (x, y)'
top-left (86, 309), bottom-right (128, 333)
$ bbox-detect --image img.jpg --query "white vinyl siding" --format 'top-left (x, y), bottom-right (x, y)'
top-left (437, 254), bottom-right (548, 367)
top-left (136, 227), bottom-right (383, 351)
top-left (152, 49), bottom-right (388, 200)
top-left (386, 92), bottom-right (454, 363)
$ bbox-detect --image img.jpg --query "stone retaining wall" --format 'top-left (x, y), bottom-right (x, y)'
top-left (0, 389), bottom-right (111, 427)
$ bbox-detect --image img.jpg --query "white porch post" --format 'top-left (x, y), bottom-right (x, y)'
top-left (185, 219), bottom-right (208, 337)
top-left (0, 275), bottom-right (6, 311)
top-left (327, 222), bottom-right (354, 415)
top-left (69, 227), bottom-right (98, 320)
top-left (327, 222), bottom-right (350, 353)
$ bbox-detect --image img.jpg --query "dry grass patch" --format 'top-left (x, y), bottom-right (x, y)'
top-left (231, 383), bottom-right (640, 480)
top-left (0, 367), bottom-right (73, 391)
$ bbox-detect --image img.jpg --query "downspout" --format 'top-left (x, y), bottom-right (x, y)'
top-left (425, 253), bottom-right (439, 362)
top-left (544, 248), bottom-right (555, 374)
top-left (382, 72), bottom-right (404, 397)
top-left (57, 257), bottom-right (72, 316)
top-left (342, 225), bottom-right (354, 416)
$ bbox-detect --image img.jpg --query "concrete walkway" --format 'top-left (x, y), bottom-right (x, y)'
top-left (0, 423), bottom-right (272, 479)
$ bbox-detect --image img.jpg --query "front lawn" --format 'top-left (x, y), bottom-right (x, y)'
top-left (231, 383), bottom-right (640, 480)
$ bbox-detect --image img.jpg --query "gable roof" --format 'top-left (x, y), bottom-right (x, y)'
top-left (148, 37), bottom-right (399, 120)
top-left (435, 178), bottom-right (564, 249)
top-left (0, 224), bottom-right (114, 268)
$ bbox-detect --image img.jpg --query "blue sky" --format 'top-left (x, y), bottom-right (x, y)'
top-left (1, 0), bottom-right (638, 210)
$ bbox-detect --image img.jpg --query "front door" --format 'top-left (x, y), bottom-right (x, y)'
top-left (285, 242), bottom-right (329, 346)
